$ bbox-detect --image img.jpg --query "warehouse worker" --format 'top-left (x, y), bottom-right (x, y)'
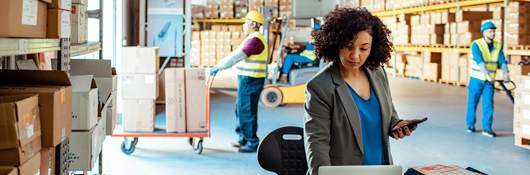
top-left (279, 41), bottom-right (317, 82)
top-left (209, 11), bottom-right (268, 153)
top-left (466, 21), bottom-right (510, 138)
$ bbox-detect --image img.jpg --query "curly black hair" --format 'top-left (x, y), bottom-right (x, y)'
top-left (312, 7), bottom-right (393, 70)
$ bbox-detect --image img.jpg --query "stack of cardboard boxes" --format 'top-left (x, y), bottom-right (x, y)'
top-left (165, 68), bottom-right (209, 133)
top-left (205, 0), bottom-right (219, 18)
top-left (194, 25), bottom-right (244, 67)
top-left (249, 0), bottom-right (264, 12)
top-left (454, 11), bottom-right (492, 46)
top-left (458, 54), bottom-right (469, 86)
top-left (441, 51), bottom-right (462, 83)
top-left (0, 0), bottom-right (73, 38)
top-left (265, 0), bottom-right (279, 18)
top-left (423, 52), bottom-right (442, 81)
top-left (505, 2), bottom-right (530, 46)
top-left (0, 94), bottom-right (42, 175)
top-left (71, 0), bottom-right (88, 44)
top-left (404, 54), bottom-right (423, 78)
top-left (200, 31), bottom-right (217, 67)
top-left (490, 6), bottom-right (504, 42)
top-left (220, 0), bottom-right (235, 18)
top-left (234, 0), bottom-right (249, 18)
top-left (279, 0), bottom-right (292, 17)
top-left (191, 32), bottom-right (202, 67)
top-left (120, 47), bottom-right (160, 132)
top-left (514, 75), bottom-right (530, 150)
top-left (0, 70), bottom-right (73, 175)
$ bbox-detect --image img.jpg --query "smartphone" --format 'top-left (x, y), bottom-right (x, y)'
top-left (391, 117), bottom-right (428, 133)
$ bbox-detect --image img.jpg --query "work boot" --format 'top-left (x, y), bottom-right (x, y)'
top-left (231, 141), bottom-right (245, 148)
top-left (466, 127), bottom-right (476, 133)
top-left (279, 74), bottom-right (288, 83)
top-left (238, 145), bottom-right (257, 153)
top-left (482, 130), bottom-right (497, 138)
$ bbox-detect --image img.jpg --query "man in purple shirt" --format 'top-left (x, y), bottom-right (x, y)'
top-left (210, 11), bottom-right (269, 153)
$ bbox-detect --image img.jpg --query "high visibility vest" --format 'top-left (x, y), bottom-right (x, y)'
top-left (300, 50), bottom-right (316, 61)
top-left (235, 32), bottom-right (269, 78)
top-left (469, 38), bottom-right (501, 80)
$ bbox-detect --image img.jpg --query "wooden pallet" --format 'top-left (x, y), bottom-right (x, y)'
top-left (423, 78), bottom-right (438, 83)
top-left (439, 79), bottom-right (460, 86)
top-left (515, 135), bottom-right (530, 150)
top-left (191, 65), bottom-right (213, 68)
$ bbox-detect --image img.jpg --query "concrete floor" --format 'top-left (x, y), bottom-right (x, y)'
top-left (101, 77), bottom-right (530, 175)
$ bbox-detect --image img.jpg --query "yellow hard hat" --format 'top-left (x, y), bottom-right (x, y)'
top-left (243, 11), bottom-right (264, 24)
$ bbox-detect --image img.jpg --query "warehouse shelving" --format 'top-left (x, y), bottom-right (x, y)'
top-left (71, 42), bottom-right (102, 57)
top-left (373, 0), bottom-right (505, 17)
top-left (0, 39), bottom-right (60, 57)
top-left (394, 45), bottom-right (470, 53)
top-left (192, 18), bottom-right (245, 24)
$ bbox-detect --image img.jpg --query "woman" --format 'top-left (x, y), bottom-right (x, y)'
top-left (304, 8), bottom-right (422, 175)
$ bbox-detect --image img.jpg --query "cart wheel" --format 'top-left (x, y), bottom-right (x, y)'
top-left (188, 138), bottom-right (194, 146)
top-left (132, 137), bottom-right (139, 146)
top-left (121, 139), bottom-right (136, 155)
top-left (193, 139), bottom-right (203, 154)
top-left (260, 86), bottom-right (283, 108)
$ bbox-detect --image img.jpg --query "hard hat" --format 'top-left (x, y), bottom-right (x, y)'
top-left (243, 11), bottom-right (264, 24)
top-left (480, 21), bottom-right (496, 33)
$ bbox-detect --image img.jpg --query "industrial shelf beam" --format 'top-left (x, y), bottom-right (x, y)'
top-left (373, 0), bottom-right (504, 17)
top-left (70, 42), bottom-right (102, 57)
top-left (0, 39), bottom-right (60, 57)
top-left (192, 18), bottom-right (245, 24)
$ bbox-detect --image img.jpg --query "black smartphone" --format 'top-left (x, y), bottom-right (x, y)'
top-left (391, 117), bottom-right (428, 133)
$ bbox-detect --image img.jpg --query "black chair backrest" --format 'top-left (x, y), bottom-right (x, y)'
top-left (257, 126), bottom-right (307, 175)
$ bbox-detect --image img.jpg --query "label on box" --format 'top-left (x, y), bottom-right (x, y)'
top-left (145, 75), bottom-right (155, 84)
top-left (26, 124), bottom-right (34, 138)
top-left (22, 0), bottom-right (38, 26)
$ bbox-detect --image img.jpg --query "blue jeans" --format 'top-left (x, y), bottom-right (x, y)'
top-left (281, 54), bottom-right (314, 74)
top-left (466, 77), bottom-right (495, 131)
top-left (235, 75), bottom-right (264, 148)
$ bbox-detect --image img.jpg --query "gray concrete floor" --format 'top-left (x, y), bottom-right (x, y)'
top-left (101, 77), bottom-right (530, 175)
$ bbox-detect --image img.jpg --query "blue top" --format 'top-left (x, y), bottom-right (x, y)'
top-left (471, 41), bottom-right (508, 72)
top-left (347, 84), bottom-right (385, 165)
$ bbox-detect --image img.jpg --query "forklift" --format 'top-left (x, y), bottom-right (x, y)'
top-left (260, 17), bottom-right (327, 108)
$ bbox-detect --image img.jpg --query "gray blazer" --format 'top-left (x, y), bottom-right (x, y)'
top-left (304, 62), bottom-right (401, 175)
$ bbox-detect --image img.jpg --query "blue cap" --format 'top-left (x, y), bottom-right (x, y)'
top-left (480, 21), bottom-right (496, 33)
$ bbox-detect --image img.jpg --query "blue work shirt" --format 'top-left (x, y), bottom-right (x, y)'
top-left (471, 41), bottom-right (508, 71)
top-left (347, 84), bottom-right (385, 165)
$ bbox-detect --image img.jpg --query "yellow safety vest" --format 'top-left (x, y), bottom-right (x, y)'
top-left (300, 50), bottom-right (316, 61)
top-left (236, 32), bottom-right (269, 78)
top-left (469, 38), bottom-right (501, 80)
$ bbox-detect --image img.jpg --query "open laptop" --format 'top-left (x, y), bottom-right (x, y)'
top-left (319, 165), bottom-right (402, 175)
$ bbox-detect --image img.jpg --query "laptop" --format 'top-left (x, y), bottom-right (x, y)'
top-left (319, 165), bottom-right (402, 175)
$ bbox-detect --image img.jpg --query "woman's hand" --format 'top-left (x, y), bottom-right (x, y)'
top-left (390, 119), bottom-right (422, 140)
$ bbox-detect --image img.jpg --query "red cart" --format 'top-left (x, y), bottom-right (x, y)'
top-left (112, 75), bottom-right (215, 155)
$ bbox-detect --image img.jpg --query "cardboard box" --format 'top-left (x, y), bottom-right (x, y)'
top-left (70, 75), bottom-right (98, 131)
top-left (47, 9), bottom-right (71, 38)
top-left (122, 99), bottom-right (155, 132)
top-left (54, 138), bottom-right (69, 175)
top-left (0, 167), bottom-right (16, 175)
top-left (185, 69), bottom-right (208, 132)
top-left (0, 0), bottom-right (48, 38)
top-left (457, 21), bottom-right (481, 34)
top-left (456, 11), bottom-right (492, 22)
top-left (67, 59), bottom-right (117, 107)
top-left (39, 147), bottom-right (52, 175)
top-left (165, 68), bottom-right (187, 133)
top-left (68, 125), bottom-right (98, 171)
top-left (441, 12), bottom-right (455, 23)
top-left (70, 1), bottom-right (87, 43)
top-left (0, 95), bottom-right (42, 166)
top-left (49, 0), bottom-right (72, 10)
top-left (121, 73), bottom-right (159, 100)
top-left (121, 47), bottom-right (160, 74)
top-left (0, 153), bottom-right (41, 175)
top-left (0, 70), bottom-right (72, 147)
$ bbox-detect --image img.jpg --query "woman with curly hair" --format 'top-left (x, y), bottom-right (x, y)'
top-left (304, 8), bottom-right (423, 174)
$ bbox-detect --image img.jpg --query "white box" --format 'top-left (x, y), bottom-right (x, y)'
top-left (120, 47), bottom-right (160, 74)
top-left (70, 75), bottom-right (99, 131)
top-left (185, 69), bottom-right (208, 132)
top-left (68, 126), bottom-right (98, 171)
top-left (122, 99), bottom-right (155, 132)
top-left (70, 3), bottom-right (87, 44)
top-left (95, 115), bottom-right (106, 157)
top-left (165, 68), bottom-right (186, 133)
top-left (121, 73), bottom-right (159, 100)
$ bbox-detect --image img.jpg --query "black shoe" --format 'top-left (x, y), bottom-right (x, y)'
top-left (238, 145), bottom-right (257, 153)
top-left (231, 142), bottom-right (244, 148)
top-left (466, 127), bottom-right (476, 133)
top-left (482, 130), bottom-right (497, 138)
